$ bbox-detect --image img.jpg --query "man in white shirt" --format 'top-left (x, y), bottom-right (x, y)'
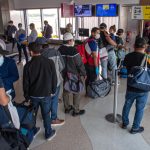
top-left (28, 23), bottom-right (38, 43)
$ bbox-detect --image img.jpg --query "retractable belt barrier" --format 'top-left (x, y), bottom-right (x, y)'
top-left (105, 69), bottom-right (122, 123)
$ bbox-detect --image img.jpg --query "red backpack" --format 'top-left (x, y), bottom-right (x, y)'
top-left (75, 38), bottom-right (94, 64)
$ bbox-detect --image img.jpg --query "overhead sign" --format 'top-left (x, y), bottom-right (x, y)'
top-left (61, 3), bottom-right (74, 18)
top-left (132, 6), bottom-right (150, 20)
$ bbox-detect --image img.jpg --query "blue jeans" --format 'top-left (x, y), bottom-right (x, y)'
top-left (30, 96), bottom-right (52, 137)
top-left (51, 86), bottom-right (60, 121)
top-left (122, 91), bottom-right (148, 129)
top-left (17, 43), bottom-right (28, 63)
top-left (108, 50), bottom-right (117, 81)
top-left (101, 59), bottom-right (108, 79)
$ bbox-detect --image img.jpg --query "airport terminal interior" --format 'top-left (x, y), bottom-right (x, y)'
top-left (0, 0), bottom-right (150, 150)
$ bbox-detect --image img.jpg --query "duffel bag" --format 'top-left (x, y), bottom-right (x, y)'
top-left (0, 128), bottom-right (29, 150)
top-left (128, 55), bottom-right (150, 91)
top-left (14, 101), bottom-right (37, 130)
top-left (87, 79), bottom-right (111, 99)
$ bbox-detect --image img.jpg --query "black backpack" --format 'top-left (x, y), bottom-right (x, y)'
top-left (0, 106), bottom-right (29, 150)
top-left (0, 128), bottom-right (29, 150)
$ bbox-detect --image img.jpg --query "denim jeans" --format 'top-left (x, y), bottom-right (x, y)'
top-left (51, 86), bottom-right (60, 121)
top-left (100, 58), bottom-right (108, 79)
top-left (30, 96), bottom-right (52, 137)
top-left (108, 50), bottom-right (117, 81)
top-left (122, 91), bottom-right (148, 129)
top-left (17, 43), bottom-right (28, 63)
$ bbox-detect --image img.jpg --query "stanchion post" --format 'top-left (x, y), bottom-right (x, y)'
top-left (113, 69), bottom-right (119, 122)
top-left (105, 69), bottom-right (122, 123)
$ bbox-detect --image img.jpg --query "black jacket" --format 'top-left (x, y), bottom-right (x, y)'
top-left (23, 55), bottom-right (57, 100)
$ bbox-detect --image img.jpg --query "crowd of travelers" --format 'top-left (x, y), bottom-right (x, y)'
top-left (0, 20), bottom-right (150, 149)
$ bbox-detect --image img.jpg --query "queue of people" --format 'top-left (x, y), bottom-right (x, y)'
top-left (0, 20), bottom-right (150, 149)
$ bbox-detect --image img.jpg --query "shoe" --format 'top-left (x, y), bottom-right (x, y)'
top-left (33, 127), bottom-right (41, 138)
top-left (65, 105), bottom-right (73, 114)
top-left (51, 119), bottom-right (65, 126)
top-left (45, 130), bottom-right (56, 141)
top-left (121, 123), bottom-right (128, 129)
top-left (130, 127), bottom-right (144, 134)
top-left (72, 109), bottom-right (85, 117)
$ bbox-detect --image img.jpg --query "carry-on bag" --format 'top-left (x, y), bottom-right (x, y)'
top-left (87, 78), bottom-right (111, 99)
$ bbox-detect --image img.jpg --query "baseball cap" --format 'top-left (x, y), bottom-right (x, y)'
top-left (63, 32), bottom-right (74, 41)
top-left (117, 29), bottom-right (124, 35)
top-left (135, 37), bottom-right (147, 48)
top-left (99, 23), bottom-right (107, 29)
top-left (35, 37), bottom-right (48, 45)
top-left (0, 77), bottom-right (4, 88)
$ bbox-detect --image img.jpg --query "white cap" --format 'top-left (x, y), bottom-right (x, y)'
top-left (63, 32), bottom-right (74, 41)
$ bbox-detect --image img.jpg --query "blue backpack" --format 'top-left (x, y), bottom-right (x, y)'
top-left (19, 34), bottom-right (26, 42)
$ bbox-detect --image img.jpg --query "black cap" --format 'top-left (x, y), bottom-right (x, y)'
top-left (35, 37), bottom-right (48, 45)
top-left (117, 29), bottom-right (124, 35)
top-left (0, 77), bottom-right (4, 88)
top-left (99, 23), bottom-right (107, 29)
top-left (135, 37), bottom-right (147, 48)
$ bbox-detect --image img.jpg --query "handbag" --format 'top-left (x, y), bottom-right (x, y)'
top-left (64, 72), bottom-right (84, 94)
top-left (128, 55), bottom-right (150, 91)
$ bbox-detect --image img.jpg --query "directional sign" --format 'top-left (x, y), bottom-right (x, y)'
top-left (132, 6), bottom-right (150, 20)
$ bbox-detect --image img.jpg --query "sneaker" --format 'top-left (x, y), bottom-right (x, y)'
top-left (45, 129), bottom-right (56, 141)
top-left (121, 123), bottom-right (128, 129)
top-left (65, 105), bottom-right (73, 114)
top-left (33, 127), bottom-right (41, 138)
top-left (130, 127), bottom-right (144, 134)
top-left (51, 119), bottom-right (65, 126)
top-left (72, 109), bottom-right (85, 117)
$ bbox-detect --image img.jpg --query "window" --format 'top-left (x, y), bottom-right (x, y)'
top-left (42, 9), bottom-right (58, 37)
top-left (10, 10), bottom-right (25, 29)
top-left (59, 9), bottom-right (76, 37)
top-left (26, 9), bottom-right (42, 36)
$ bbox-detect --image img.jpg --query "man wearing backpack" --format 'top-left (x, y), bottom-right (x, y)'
top-left (99, 23), bottom-right (117, 85)
top-left (84, 27), bottom-right (100, 92)
top-left (58, 32), bottom-right (86, 116)
top-left (122, 37), bottom-right (150, 134)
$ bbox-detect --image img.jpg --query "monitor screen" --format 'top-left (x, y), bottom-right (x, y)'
top-left (96, 4), bottom-right (117, 17)
top-left (79, 28), bottom-right (89, 37)
top-left (60, 28), bottom-right (66, 35)
top-left (75, 4), bottom-right (92, 17)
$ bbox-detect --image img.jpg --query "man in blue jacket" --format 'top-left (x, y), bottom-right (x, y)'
top-left (0, 49), bottom-right (19, 100)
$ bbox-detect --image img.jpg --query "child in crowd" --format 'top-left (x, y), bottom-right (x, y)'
top-left (109, 25), bottom-right (116, 42)
top-left (116, 29), bottom-right (127, 67)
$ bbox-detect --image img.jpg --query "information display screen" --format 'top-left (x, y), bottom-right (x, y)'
top-left (96, 4), bottom-right (117, 17)
top-left (75, 4), bottom-right (92, 17)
